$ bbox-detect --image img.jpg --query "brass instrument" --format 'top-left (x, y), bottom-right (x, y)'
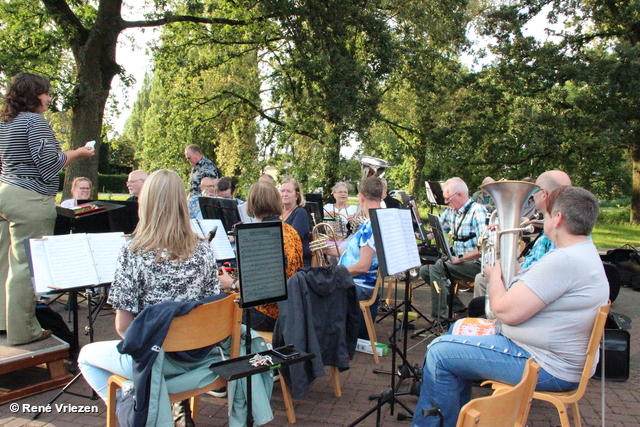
top-left (358, 155), bottom-right (394, 179)
top-left (310, 222), bottom-right (340, 267)
top-left (481, 180), bottom-right (539, 319)
top-left (352, 155), bottom-right (394, 233)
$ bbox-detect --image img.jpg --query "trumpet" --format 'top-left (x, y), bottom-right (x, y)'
top-left (480, 180), bottom-right (540, 319)
top-left (310, 222), bottom-right (341, 267)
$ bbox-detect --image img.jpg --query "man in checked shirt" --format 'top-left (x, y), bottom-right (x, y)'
top-left (419, 177), bottom-right (488, 320)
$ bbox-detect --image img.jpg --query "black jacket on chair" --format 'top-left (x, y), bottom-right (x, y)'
top-left (273, 265), bottom-right (360, 398)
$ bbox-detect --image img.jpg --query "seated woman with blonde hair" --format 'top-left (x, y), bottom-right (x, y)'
top-left (77, 169), bottom-right (224, 408)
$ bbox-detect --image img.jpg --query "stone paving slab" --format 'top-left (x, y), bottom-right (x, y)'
top-left (0, 280), bottom-right (637, 426)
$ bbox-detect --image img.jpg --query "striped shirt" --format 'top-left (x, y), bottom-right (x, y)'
top-left (0, 112), bottom-right (66, 196)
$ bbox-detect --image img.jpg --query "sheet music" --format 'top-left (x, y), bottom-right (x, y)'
top-left (29, 240), bottom-right (55, 295)
top-left (237, 226), bottom-right (286, 305)
top-left (374, 209), bottom-right (421, 276)
top-left (87, 232), bottom-right (126, 283)
top-left (425, 182), bottom-right (437, 204)
top-left (200, 219), bottom-right (236, 260)
top-left (43, 234), bottom-right (99, 289)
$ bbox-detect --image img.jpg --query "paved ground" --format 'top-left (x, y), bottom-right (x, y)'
top-left (0, 277), bottom-right (637, 426)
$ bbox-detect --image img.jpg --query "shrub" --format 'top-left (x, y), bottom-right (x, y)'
top-left (597, 207), bottom-right (631, 225)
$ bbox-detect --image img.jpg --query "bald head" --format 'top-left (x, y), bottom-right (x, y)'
top-left (534, 170), bottom-right (571, 212)
top-left (536, 170), bottom-right (571, 192)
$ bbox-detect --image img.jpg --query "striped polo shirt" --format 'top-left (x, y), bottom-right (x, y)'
top-left (0, 112), bottom-right (67, 196)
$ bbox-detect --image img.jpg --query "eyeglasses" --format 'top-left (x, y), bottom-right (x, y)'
top-left (126, 179), bottom-right (144, 185)
top-left (444, 192), bottom-right (459, 203)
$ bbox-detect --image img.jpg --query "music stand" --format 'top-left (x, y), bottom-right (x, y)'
top-left (54, 201), bottom-right (124, 235)
top-left (199, 197), bottom-right (242, 234)
top-left (425, 181), bottom-right (445, 206)
top-left (350, 208), bottom-right (422, 426)
top-left (234, 221), bottom-right (288, 427)
top-left (425, 214), bottom-right (458, 325)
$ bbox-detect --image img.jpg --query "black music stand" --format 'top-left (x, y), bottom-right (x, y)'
top-left (232, 221), bottom-right (290, 427)
top-left (199, 197), bottom-right (242, 234)
top-left (349, 208), bottom-right (423, 427)
top-left (54, 201), bottom-right (125, 235)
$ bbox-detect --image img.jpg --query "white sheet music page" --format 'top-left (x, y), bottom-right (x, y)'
top-left (375, 209), bottom-right (421, 275)
top-left (43, 234), bottom-right (100, 289)
top-left (87, 232), bottom-right (126, 283)
top-left (29, 239), bottom-right (55, 295)
top-left (199, 219), bottom-right (236, 260)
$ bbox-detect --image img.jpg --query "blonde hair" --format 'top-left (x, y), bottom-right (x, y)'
top-left (132, 169), bottom-right (200, 262)
top-left (247, 181), bottom-right (283, 219)
top-left (280, 177), bottom-right (305, 207)
top-left (71, 177), bottom-right (92, 198)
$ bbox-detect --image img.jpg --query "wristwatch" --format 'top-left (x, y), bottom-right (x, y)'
top-left (231, 279), bottom-right (238, 291)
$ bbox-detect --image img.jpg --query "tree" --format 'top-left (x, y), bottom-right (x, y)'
top-left (0, 0), bottom-right (266, 197)
top-left (473, 0), bottom-right (640, 221)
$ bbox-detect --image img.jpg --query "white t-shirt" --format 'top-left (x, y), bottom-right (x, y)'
top-left (501, 241), bottom-right (609, 382)
top-left (323, 203), bottom-right (357, 237)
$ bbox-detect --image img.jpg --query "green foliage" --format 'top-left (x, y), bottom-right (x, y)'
top-left (57, 172), bottom-right (127, 193)
top-left (598, 207), bottom-right (632, 225)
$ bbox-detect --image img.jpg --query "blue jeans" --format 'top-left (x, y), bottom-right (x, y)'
top-left (412, 334), bottom-right (579, 427)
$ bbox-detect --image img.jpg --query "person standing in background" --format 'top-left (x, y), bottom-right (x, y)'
top-left (0, 72), bottom-right (94, 345)
top-left (184, 144), bottom-right (219, 196)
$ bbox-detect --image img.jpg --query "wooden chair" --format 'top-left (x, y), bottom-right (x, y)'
top-left (106, 295), bottom-right (242, 427)
top-left (360, 270), bottom-right (385, 364)
top-left (457, 358), bottom-right (540, 427)
top-left (256, 331), bottom-right (342, 424)
top-left (485, 302), bottom-right (611, 427)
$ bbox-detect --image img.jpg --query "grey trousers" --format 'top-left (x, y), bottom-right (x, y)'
top-left (421, 259), bottom-right (481, 320)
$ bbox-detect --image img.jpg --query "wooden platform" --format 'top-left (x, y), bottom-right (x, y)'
top-left (0, 334), bottom-right (73, 404)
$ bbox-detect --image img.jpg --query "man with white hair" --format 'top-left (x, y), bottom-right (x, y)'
top-left (419, 177), bottom-right (488, 320)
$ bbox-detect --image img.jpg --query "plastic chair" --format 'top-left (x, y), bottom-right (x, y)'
top-left (485, 302), bottom-right (611, 427)
top-left (457, 357), bottom-right (540, 427)
top-left (106, 295), bottom-right (242, 427)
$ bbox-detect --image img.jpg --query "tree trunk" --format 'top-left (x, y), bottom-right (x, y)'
top-left (51, 0), bottom-right (122, 198)
top-left (322, 123), bottom-right (343, 195)
top-left (632, 144), bottom-right (640, 224)
top-left (409, 154), bottom-right (426, 203)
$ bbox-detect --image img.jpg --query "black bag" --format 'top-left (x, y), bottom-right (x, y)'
top-left (35, 303), bottom-right (74, 347)
top-left (603, 245), bottom-right (640, 290)
top-left (593, 313), bottom-right (631, 382)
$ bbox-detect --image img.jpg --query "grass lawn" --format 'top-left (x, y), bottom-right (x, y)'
top-left (592, 223), bottom-right (640, 250)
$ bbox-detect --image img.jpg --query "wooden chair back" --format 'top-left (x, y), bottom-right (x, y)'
top-left (457, 358), bottom-right (540, 427)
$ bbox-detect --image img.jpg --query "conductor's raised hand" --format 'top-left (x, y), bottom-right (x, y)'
top-left (76, 145), bottom-right (95, 158)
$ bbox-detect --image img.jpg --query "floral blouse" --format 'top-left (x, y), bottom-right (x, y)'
top-left (107, 239), bottom-right (220, 315)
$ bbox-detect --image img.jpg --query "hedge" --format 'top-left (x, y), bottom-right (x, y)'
top-left (58, 172), bottom-right (128, 193)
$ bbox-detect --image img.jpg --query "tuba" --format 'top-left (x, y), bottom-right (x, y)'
top-left (481, 180), bottom-right (539, 319)
top-left (352, 155), bottom-right (395, 232)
